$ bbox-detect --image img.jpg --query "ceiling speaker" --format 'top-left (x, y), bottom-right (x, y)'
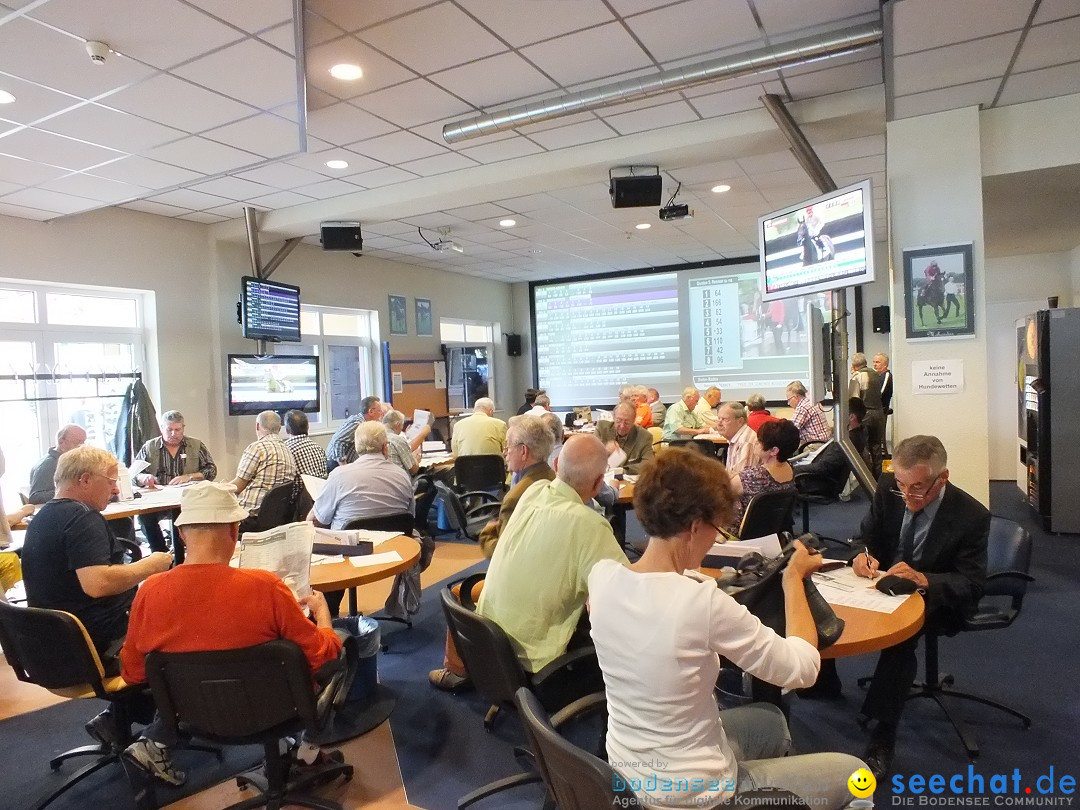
top-left (609, 175), bottom-right (663, 208)
top-left (321, 221), bottom-right (363, 252)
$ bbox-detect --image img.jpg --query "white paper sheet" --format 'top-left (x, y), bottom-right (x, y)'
top-left (313, 527), bottom-right (401, 547)
top-left (349, 550), bottom-right (403, 568)
top-left (811, 566), bottom-right (911, 614)
top-left (706, 533), bottom-right (783, 562)
top-left (302, 474), bottom-right (327, 500)
top-left (422, 440), bottom-right (446, 452)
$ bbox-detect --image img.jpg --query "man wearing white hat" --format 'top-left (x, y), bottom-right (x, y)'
top-left (120, 482), bottom-right (343, 785)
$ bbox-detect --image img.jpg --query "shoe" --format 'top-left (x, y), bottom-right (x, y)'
top-left (124, 737), bottom-right (186, 786)
top-left (84, 709), bottom-right (120, 748)
top-left (428, 668), bottom-right (472, 693)
top-left (863, 722), bottom-right (896, 780)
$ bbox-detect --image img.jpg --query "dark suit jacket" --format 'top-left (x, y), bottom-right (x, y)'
top-left (880, 369), bottom-right (894, 411)
top-left (858, 473), bottom-right (988, 632)
top-left (479, 462), bottom-right (555, 559)
top-left (594, 421), bottom-right (654, 474)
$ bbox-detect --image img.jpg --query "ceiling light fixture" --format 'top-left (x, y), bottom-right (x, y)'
top-left (499, 218), bottom-right (516, 227)
top-left (636, 223), bottom-right (651, 230)
top-left (325, 159), bottom-right (349, 169)
top-left (0, 90), bottom-right (15, 104)
top-left (330, 63), bottom-right (363, 80)
top-left (711, 184), bottom-right (731, 193)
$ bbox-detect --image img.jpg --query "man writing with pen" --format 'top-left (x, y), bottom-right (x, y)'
top-left (846, 435), bottom-right (988, 779)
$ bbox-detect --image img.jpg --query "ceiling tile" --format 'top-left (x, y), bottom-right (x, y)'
top-left (258, 21), bottom-right (295, 54)
top-left (1012, 16), bottom-right (1080, 73)
top-left (430, 52), bottom-right (558, 108)
top-left (203, 200), bottom-right (265, 218)
top-left (891, 31), bottom-right (1020, 96)
top-left (361, 3), bottom-right (507, 75)
top-left (603, 99), bottom-right (699, 135)
top-left (1033, 0), bottom-right (1080, 23)
top-left (38, 172), bottom-right (147, 202)
top-left (177, 210), bottom-right (228, 223)
top-left (891, 0), bottom-right (1033, 55)
top-left (292, 177), bottom-right (363, 199)
top-left (997, 62), bottom-right (1080, 108)
top-left (528, 118), bottom-right (615, 150)
top-left (88, 155), bottom-right (202, 188)
top-left (0, 126), bottom-right (121, 170)
top-left (245, 189), bottom-right (315, 209)
top-left (1, 186), bottom-right (98, 214)
top-left (37, 103), bottom-right (186, 153)
top-left (397, 151), bottom-right (478, 176)
top-left (305, 36), bottom-right (417, 100)
top-left (349, 129), bottom-right (446, 163)
top-left (458, 0), bottom-right (614, 48)
top-left (29, 0), bottom-right (244, 70)
top-left (0, 200), bottom-right (56, 220)
top-left (354, 79), bottom-right (473, 129)
top-left (628, 0), bottom-right (759, 63)
top-left (105, 74), bottom-right (258, 133)
top-left (890, 78), bottom-right (999, 120)
top-left (144, 136), bottom-right (263, 175)
top-left (814, 135), bottom-right (884, 162)
top-left (458, 134), bottom-right (545, 163)
top-left (285, 146), bottom-right (382, 176)
top-left (187, 175), bottom-right (275, 201)
top-left (306, 101), bottom-right (397, 145)
top-left (236, 161), bottom-right (328, 188)
top-left (307, 0), bottom-right (435, 34)
top-left (0, 178), bottom-right (19, 195)
top-left (173, 39), bottom-right (298, 111)
top-left (185, 0), bottom-right (293, 33)
top-left (753, 0), bottom-right (879, 36)
top-left (686, 83), bottom-right (779, 119)
top-left (148, 187), bottom-right (233, 210)
top-left (0, 17), bottom-right (156, 99)
top-left (783, 57), bottom-right (883, 99)
top-left (344, 165), bottom-right (419, 188)
top-left (0, 74), bottom-right (82, 125)
top-left (520, 22), bottom-right (655, 86)
top-left (122, 198), bottom-right (194, 216)
top-left (202, 114), bottom-right (301, 158)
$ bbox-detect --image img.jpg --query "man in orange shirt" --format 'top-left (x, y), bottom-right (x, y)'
top-left (121, 482), bottom-right (342, 785)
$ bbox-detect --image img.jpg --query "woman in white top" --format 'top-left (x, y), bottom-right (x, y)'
top-left (588, 448), bottom-right (866, 809)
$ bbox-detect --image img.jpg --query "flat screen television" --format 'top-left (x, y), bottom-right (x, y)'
top-left (241, 276), bottom-right (301, 342)
top-left (227, 354), bottom-right (320, 416)
top-left (759, 179), bottom-right (874, 302)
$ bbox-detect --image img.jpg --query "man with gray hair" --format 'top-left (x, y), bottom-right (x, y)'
top-left (477, 434), bottom-right (628, 673)
top-left (525, 393), bottom-right (552, 416)
top-left (662, 387), bottom-right (709, 442)
top-left (325, 395), bottom-right (382, 469)
top-left (310, 421), bottom-right (413, 530)
top-left (28, 422), bottom-right (87, 504)
top-left (596, 402), bottom-right (654, 474)
top-left (646, 387), bottom-right (666, 426)
top-left (716, 401), bottom-right (761, 475)
top-left (382, 409), bottom-right (422, 476)
top-left (693, 385), bottom-right (723, 429)
top-left (451, 396), bottom-right (507, 457)
top-left (133, 410), bottom-right (217, 552)
top-left (226, 410), bottom-right (296, 515)
top-left (849, 352), bottom-right (885, 477)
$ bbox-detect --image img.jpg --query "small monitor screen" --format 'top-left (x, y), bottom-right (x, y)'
top-left (228, 354), bottom-right (319, 416)
top-left (759, 179), bottom-right (874, 302)
top-left (241, 276), bottom-right (301, 342)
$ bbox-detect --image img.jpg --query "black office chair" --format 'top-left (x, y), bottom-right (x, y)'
top-left (434, 480), bottom-right (500, 542)
top-left (454, 454), bottom-right (508, 495)
top-left (440, 578), bottom-right (604, 808)
top-left (736, 489), bottom-right (796, 539)
top-left (0, 602), bottom-right (218, 810)
top-left (254, 480), bottom-right (299, 531)
top-left (902, 516), bottom-right (1034, 758)
top-left (144, 640), bottom-right (354, 810)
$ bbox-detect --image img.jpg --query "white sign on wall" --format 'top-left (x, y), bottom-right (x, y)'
top-left (911, 359), bottom-right (964, 394)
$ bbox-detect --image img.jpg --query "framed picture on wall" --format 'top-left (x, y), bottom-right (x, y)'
top-left (415, 297), bottom-right (432, 336)
top-left (389, 294), bottom-right (408, 335)
top-left (903, 243), bottom-right (975, 340)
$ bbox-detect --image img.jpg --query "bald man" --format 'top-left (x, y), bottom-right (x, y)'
top-left (28, 423), bottom-right (87, 504)
top-left (476, 434), bottom-right (628, 673)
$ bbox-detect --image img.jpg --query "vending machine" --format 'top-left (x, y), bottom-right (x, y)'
top-left (1019, 308), bottom-right (1080, 533)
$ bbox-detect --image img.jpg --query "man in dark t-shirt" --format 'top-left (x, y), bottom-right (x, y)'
top-left (21, 446), bottom-right (173, 658)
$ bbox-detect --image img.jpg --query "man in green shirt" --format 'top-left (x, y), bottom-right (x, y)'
top-left (662, 387), bottom-right (710, 442)
top-left (476, 434), bottom-right (628, 672)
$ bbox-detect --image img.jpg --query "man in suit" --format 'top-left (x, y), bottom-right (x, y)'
top-left (852, 435), bottom-right (988, 778)
top-left (874, 353), bottom-right (894, 455)
top-left (596, 402), bottom-right (654, 474)
top-left (848, 353), bottom-right (885, 477)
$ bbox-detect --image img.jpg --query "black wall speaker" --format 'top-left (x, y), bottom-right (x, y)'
top-left (506, 334), bottom-right (522, 357)
top-left (609, 175), bottom-right (663, 208)
top-left (320, 221), bottom-right (363, 252)
top-left (872, 305), bottom-right (890, 334)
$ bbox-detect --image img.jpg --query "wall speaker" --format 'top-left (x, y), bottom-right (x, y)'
top-left (609, 175), bottom-right (663, 208)
top-left (872, 305), bottom-right (890, 334)
top-left (506, 334), bottom-right (522, 357)
top-left (320, 221), bottom-right (363, 252)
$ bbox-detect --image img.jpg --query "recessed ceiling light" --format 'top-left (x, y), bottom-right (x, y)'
top-left (330, 63), bottom-right (363, 81)
top-left (499, 218), bottom-right (516, 227)
top-left (636, 223), bottom-right (651, 230)
top-left (711, 184), bottom-right (731, 193)
top-left (324, 159), bottom-right (349, 169)
top-left (0, 90), bottom-right (15, 104)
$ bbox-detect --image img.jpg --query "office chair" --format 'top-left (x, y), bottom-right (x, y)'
top-left (440, 578), bottom-right (604, 808)
top-left (453, 454), bottom-right (508, 495)
top-left (434, 480), bottom-right (500, 542)
top-left (253, 480), bottom-right (299, 531)
top-left (647, 426), bottom-right (663, 450)
top-left (0, 602), bottom-right (219, 810)
top-left (736, 489), bottom-right (796, 539)
top-left (144, 640), bottom-right (354, 810)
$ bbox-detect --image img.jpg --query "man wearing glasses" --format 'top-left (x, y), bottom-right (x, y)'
top-left (851, 435), bottom-right (989, 778)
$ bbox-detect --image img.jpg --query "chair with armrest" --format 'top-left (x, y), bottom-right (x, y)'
top-left (453, 454), bottom-right (508, 496)
top-left (144, 640), bottom-right (353, 810)
top-left (253, 480), bottom-right (298, 532)
top-left (647, 426), bottom-right (663, 451)
top-left (736, 489), bottom-right (795, 539)
top-left (0, 601), bottom-right (218, 810)
top-left (434, 480), bottom-right (500, 542)
top-left (440, 576), bottom-right (604, 808)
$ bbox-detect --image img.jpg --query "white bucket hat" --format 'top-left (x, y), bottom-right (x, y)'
top-left (174, 481), bottom-right (249, 527)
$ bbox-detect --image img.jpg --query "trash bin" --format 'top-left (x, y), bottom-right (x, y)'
top-left (334, 615), bottom-right (381, 703)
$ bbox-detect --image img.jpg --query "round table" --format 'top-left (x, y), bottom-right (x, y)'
top-left (309, 534), bottom-right (421, 594)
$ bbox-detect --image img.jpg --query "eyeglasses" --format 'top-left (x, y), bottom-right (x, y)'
top-left (890, 471), bottom-right (943, 502)
top-left (92, 472), bottom-right (120, 485)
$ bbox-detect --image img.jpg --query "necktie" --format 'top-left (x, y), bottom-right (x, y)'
top-left (899, 510), bottom-right (920, 565)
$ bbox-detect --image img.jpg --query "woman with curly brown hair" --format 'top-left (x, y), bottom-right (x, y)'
top-left (588, 448), bottom-right (865, 809)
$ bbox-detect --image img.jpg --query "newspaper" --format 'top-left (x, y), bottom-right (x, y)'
top-left (405, 409), bottom-right (431, 441)
top-left (239, 520), bottom-right (314, 600)
top-left (302, 474), bottom-right (327, 500)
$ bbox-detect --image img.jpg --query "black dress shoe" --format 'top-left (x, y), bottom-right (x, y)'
top-left (863, 723), bottom-right (896, 780)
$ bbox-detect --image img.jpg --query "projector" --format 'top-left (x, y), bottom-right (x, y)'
top-left (433, 239), bottom-right (464, 254)
top-left (659, 203), bottom-right (693, 221)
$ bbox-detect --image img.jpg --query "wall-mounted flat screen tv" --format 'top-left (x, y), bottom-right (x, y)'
top-left (241, 276), bottom-right (301, 342)
top-left (227, 354), bottom-right (319, 416)
top-left (759, 179), bottom-right (875, 302)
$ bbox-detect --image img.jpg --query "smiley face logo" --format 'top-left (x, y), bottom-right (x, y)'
top-left (848, 768), bottom-right (876, 798)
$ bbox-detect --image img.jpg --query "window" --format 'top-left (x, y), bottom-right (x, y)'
top-left (440, 317), bottom-right (500, 412)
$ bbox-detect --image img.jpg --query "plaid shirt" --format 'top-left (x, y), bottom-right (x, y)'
top-left (135, 436), bottom-right (216, 484)
top-left (285, 434), bottom-right (328, 479)
top-left (235, 435), bottom-right (296, 512)
top-left (792, 397), bottom-right (832, 446)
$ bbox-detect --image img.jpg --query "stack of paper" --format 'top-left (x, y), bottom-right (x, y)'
top-left (703, 533), bottom-right (784, 566)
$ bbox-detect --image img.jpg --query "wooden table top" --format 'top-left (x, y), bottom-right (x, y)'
top-left (12, 488), bottom-right (184, 529)
top-left (308, 534), bottom-right (421, 592)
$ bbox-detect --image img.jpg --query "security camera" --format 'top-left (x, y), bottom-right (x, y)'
top-left (85, 41), bottom-right (110, 65)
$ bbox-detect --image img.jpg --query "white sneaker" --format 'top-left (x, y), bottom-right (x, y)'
top-left (124, 737), bottom-right (186, 786)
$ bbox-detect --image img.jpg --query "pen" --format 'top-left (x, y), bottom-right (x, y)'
top-left (864, 550), bottom-right (876, 578)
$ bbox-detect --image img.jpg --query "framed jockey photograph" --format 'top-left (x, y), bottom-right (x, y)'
top-left (902, 243), bottom-right (974, 340)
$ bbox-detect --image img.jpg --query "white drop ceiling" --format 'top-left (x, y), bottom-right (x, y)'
top-left (0, 0), bottom-right (1077, 281)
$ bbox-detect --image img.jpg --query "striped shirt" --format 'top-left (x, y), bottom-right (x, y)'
top-left (326, 414), bottom-right (364, 464)
top-left (235, 435), bottom-right (296, 513)
top-left (135, 436), bottom-right (216, 485)
top-left (285, 435), bottom-right (328, 479)
top-left (791, 398), bottom-right (831, 446)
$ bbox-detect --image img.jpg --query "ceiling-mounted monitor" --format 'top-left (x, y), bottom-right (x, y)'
top-left (241, 276), bottom-right (301, 342)
top-left (227, 354), bottom-right (319, 416)
top-left (759, 179), bottom-right (875, 302)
